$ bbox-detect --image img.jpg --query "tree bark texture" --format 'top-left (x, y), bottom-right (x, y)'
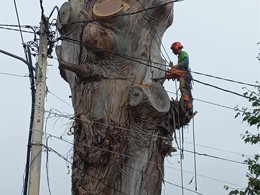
top-left (56, 0), bottom-right (183, 194)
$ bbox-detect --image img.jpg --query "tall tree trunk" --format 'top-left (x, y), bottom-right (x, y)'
top-left (56, 0), bottom-right (185, 194)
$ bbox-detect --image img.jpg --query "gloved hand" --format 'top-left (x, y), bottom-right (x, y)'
top-left (169, 61), bottom-right (174, 67)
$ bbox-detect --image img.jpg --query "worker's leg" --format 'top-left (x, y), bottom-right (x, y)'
top-left (179, 76), bottom-right (193, 112)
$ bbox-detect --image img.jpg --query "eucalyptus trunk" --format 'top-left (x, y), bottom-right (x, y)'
top-left (56, 0), bottom-right (181, 194)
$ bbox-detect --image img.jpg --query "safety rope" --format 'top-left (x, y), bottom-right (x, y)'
top-left (192, 117), bottom-right (198, 191)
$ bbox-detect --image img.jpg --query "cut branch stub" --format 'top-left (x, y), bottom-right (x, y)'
top-left (93, 0), bottom-right (130, 17)
top-left (56, 2), bottom-right (71, 30)
top-left (129, 83), bottom-right (170, 113)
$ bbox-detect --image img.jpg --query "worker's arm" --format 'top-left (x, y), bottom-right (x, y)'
top-left (176, 57), bottom-right (189, 69)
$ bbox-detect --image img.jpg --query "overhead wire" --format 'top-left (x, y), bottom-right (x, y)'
top-left (43, 144), bottom-right (206, 195)
top-left (54, 36), bottom-right (257, 88)
top-left (52, 54), bottom-right (245, 112)
top-left (37, 144), bottom-right (128, 195)
top-left (13, 0), bottom-right (25, 46)
top-left (0, 72), bottom-right (29, 77)
top-left (165, 158), bottom-right (244, 187)
top-left (67, 0), bottom-right (184, 26)
top-left (183, 141), bottom-right (254, 158)
top-left (32, 129), bottom-right (245, 193)
top-left (0, 26), bottom-right (34, 34)
top-left (9, 2), bottom-right (256, 192)
top-left (45, 136), bottom-right (52, 195)
top-left (182, 149), bottom-right (245, 165)
top-left (36, 131), bottom-right (204, 194)
top-left (58, 36), bottom-right (259, 103)
top-left (47, 90), bottom-right (72, 108)
top-left (191, 71), bottom-right (257, 87)
top-left (41, 105), bottom-right (253, 160)
top-left (124, 164), bottom-right (205, 195)
top-left (35, 112), bottom-right (247, 167)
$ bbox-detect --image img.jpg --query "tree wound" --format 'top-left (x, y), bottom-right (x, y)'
top-left (93, 0), bottom-right (130, 17)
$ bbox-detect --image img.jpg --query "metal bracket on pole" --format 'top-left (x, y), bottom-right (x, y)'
top-left (28, 17), bottom-right (48, 195)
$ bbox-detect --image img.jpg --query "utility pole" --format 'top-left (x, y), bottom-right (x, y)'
top-left (28, 17), bottom-right (48, 195)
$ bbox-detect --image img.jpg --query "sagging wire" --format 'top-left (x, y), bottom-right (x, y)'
top-left (45, 136), bottom-right (52, 195)
top-left (58, 36), bottom-right (259, 103)
top-left (38, 143), bottom-right (129, 195)
top-left (32, 130), bottom-right (246, 195)
top-left (54, 35), bottom-right (257, 88)
top-left (45, 109), bottom-right (249, 166)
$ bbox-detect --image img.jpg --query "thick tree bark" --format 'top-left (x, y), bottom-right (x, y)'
top-left (56, 0), bottom-right (185, 194)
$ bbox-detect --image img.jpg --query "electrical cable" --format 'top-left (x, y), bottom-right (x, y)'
top-left (13, 0), bottom-right (28, 62)
top-left (42, 108), bottom-right (254, 160)
top-left (68, 0), bottom-right (184, 26)
top-left (32, 129), bottom-right (245, 192)
top-left (166, 157), bottom-right (243, 187)
top-left (44, 144), bottom-right (206, 195)
top-left (191, 71), bottom-right (257, 88)
top-left (22, 46), bottom-right (36, 195)
top-left (52, 55), bottom-right (247, 113)
top-left (184, 141), bottom-right (254, 158)
top-left (0, 26), bottom-right (34, 34)
top-left (45, 136), bottom-right (52, 195)
top-left (193, 78), bottom-right (259, 103)
top-left (124, 164), bottom-right (205, 195)
top-left (182, 149), bottom-right (245, 165)
top-left (38, 144), bottom-right (128, 195)
top-left (47, 90), bottom-right (72, 107)
top-left (0, 72), bottom-right (29, 77)
top-left (59, 36), bottom-right (259, 102)
top-left (54, 36), bottom-right (257, 88)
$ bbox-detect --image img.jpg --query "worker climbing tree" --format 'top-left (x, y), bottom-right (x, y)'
top-left (166, 42), bottom-right (194, 120)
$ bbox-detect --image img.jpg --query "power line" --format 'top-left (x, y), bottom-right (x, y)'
top-left (166, 157), bottom-right (243, 187)
top-left (52, 55), bottom-right (244, 114)
top-left (53, 36), bottom-right (256, 89)
top-left (34, 129), bottom-right (245, 191)
top-left (13, 0), bottom-right (25, 46)
top-left (42, 108), bottom-right (253, 159)
top-left (44, 144), bottom-right (206, 195)
top-left (47, 90), bottom-right (72, 107)
top-left (191, 71), bottom-right (257, 87)
top-left (0, 26), bottom-right (34, 34)
top-left (124, 164), bottom-right (205, 195)
top-left (68, 0), bottom-right (184, 26)
top-left (58, 36), bottom-right (259, 102)
top-left (193, 79), bottom-right (259, 103)
top-left (13, 0), bottom-right (28, 62)
top-left (184, 141), bottom-right (254, 158)
top-left (0, 72), bottom-right (29, 77)
top-left (33, 123), bottom-right (246, 168)
top-left (39, 144), bottom-right (128, 195)
top-left (182, 149), bottom-right (245, 165)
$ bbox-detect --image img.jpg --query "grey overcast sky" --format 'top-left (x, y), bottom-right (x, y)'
top-left (0, 0), bottom-right (259, 195)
